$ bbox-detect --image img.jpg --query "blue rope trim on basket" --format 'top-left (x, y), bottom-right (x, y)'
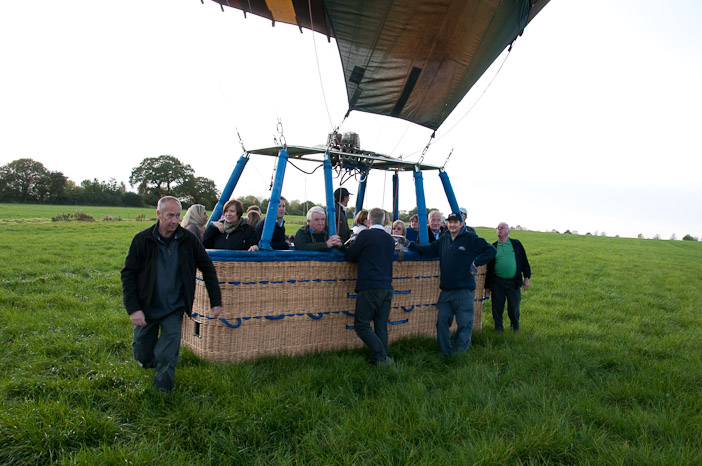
top-left (347, 318), bottom-right (409, 330)
top-left (196, 274), bottom-right (440, 286)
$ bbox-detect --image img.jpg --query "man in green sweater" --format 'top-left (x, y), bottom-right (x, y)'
top-left (485, 222), bottom-right (531, 332)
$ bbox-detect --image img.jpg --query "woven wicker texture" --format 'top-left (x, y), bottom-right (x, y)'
top-left (183, 260), bottom-right (486, 362)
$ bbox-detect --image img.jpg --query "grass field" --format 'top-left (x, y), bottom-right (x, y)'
top-left (1, 203), bottom-right (701, 465)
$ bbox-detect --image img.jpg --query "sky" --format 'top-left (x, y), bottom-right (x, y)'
top-left (1, 0), bottom-right (701, 239)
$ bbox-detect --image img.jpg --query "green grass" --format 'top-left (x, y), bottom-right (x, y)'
top-left (1, 204), bottom-right (701, 464)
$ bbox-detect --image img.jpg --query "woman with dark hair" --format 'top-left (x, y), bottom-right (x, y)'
top-left (203, 199), bottom-right (259, 251)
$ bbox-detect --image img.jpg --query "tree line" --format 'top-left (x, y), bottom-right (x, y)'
top-left (0, 156), bottom-right (218, 208)
top-left (0, 155), bottom-right (328, 216)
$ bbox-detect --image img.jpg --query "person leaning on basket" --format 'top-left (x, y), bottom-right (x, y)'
top-left (345, 207), bottom-right (396, 367)
top-left (294, 206), bottom-right (343, 251)
top-left (408, 212), bottom-right (496, 355)
top-left (121, 196), bottom-right (222, 392)
top-left (202, 199), bottom-right (259, 251)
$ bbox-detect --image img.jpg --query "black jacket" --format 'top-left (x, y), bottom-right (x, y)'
top-left (256, 218), bottom-right (289, 250)
top-left (294, 225), bottom-right (332, 251)
top-left (485, 238), bottom-right (531, 290)
top-left (336, 203), bottom-right (351, 243)
top-left (121, 223), bottom-right (222, 316)
top-left (202, 222), bottom-right (258, 250)
top-left (345, 226), bottom-right (395, 291)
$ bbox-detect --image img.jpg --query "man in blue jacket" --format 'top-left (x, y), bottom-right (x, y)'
top-left (409, 212), bottom-right (496, 355)
top-left (485, 222), bottom-right (531, 331)
top-left (121, 196), bottom-right (222, 392)
top-left (345, 207), bottom-right (396, 366)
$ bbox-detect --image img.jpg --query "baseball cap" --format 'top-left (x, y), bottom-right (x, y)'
top-left (446, 212), bottom-right (462, 222)
top-left (334, 187), bottom-right (352, 201)
top-left (459, 207), bottom-right (467, 216)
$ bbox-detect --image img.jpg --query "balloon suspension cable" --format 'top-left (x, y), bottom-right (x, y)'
top-left (235, 127), bottom-right (246, 153)
top-left (307, 0), bottom-right (335, 131)
top-left (433, 43), bottom-right (514, 144)
top-left (415, 131), bottom-right (435, 166)
top-left (388, 120), bottom-right (412, 157)
top-left (441, 148), bottom-right (454, 171)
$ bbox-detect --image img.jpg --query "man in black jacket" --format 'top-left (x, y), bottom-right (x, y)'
top-left (121, 196), bottom-right (222, 392)
top-left (334, 187), bottom-right (352, 243)
top-left (485, 222), bottom-right (531, 332)
top-left (345, 207), bottom-right (396, 366)
top-left (256, 196), bottom-right (290, 250)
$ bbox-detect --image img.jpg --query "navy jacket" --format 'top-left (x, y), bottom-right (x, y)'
top-left (485, 238), bottom-right (531, 290)
top-left (345, 226), bottom-right (395, 291)
top-left (255, 218), bottom-right (289, 250)
top-left (409, 227), bottom-right (496, 291)
top-left (121, 223), bottom-right (222, 317)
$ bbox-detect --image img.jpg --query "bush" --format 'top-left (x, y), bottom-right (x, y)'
top-left (122, 192), bottom-right (144, 207)
top-left (74, 211), bottom-right (95, 222)
top-left (51, 213), bottom-right (73, 222)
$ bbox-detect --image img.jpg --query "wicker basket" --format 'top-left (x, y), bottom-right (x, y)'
top-left (182, 256), bottom-right (487, 362)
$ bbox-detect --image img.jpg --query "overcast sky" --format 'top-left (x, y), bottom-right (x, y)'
top-left (1, 0), bottom-right (700, 239)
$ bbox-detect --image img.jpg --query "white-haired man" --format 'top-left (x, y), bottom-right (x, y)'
top-left (294, 206), bottom-right (343, 251)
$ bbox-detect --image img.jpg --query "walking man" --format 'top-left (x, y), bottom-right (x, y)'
top-left (409, 212), bottom-right (496, 355)
top-left (485, 222), bottom-right (531, 331)
top-left (345, 207), bottom-right (396, 366)
top-left (121, 196), bottom-right (222, 392)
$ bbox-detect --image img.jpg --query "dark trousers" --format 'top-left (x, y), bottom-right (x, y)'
top-left (436, 288), bottom-right (475, 354)
top-left (132, 311), bottom-right (184, 391)
top-left (491, 277), bottom-right (521, 331)
top-left (354, 288), bottom-right (393, 362)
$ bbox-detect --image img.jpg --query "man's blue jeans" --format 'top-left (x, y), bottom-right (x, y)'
top-left (132, 311), bottom-right (184, 391)
top-left (354, 288), bottom-right (393, 362)
top-left (436, 289), bottom-right (475, 355)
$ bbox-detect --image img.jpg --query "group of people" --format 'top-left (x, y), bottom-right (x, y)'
top-left (121, 194), bottom-right (530, 391)
top-left (179, 197), bottom-right (291, 252)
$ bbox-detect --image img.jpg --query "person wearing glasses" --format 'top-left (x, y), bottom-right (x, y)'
top-left (485, 223), bottom-right (531, 332)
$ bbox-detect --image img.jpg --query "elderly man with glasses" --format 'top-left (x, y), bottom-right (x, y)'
top-left (485, 223), bottom-right (531, 332)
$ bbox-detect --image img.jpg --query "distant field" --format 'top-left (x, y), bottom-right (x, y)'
top-left (1, 203), bottom-right (701, 464)
top-left (0, 203), bottom-right (308, 232)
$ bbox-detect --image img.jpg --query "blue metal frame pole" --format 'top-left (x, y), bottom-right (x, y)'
top-left (439, 170), bottom-right (460, 216)
top-left (259, 148), bottom-right (289, 250)
top-left (392, 171), bottom-right (399, 221)
top-left (323, 154), bottom-right (337, 237)
top-left (355, 169), bottom-right (368, 213)
top-left (414, 167), bottom-right (429, 245)
top-left (208, 153), bottom-right (249, 227)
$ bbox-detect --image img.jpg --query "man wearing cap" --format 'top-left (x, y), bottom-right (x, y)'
top-left (459, 207), bottom-right (476, 233)
top-left (334, 187), bottom-right (352, 243)
top-left (485, 222), bottom-right (531, 332)
top-left (408, 212), bottom-right (496, 355)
